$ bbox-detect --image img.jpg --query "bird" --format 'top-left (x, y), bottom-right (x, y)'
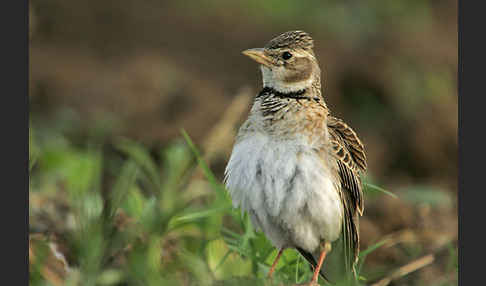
top-left (224, 31), bottom-right (367, 285)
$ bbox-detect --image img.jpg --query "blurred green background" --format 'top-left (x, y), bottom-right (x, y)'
top-left (29, 1), bottom-right (457, 285)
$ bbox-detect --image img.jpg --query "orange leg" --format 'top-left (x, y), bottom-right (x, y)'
top-left (310, 242), bottom-right (332, 284)
top-left (268, 249), bottom-right (284, 278)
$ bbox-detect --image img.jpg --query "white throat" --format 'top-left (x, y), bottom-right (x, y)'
top-left (261, 65), bottom-right (314, 93)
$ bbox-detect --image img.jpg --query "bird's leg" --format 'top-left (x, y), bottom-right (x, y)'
top-left (309, 241), bottom-right (332, 285)
top-left (267, 249), bottom-right (284, 278)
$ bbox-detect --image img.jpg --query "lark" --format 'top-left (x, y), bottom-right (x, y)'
top-left (224, 31), bottom-right (367, 285)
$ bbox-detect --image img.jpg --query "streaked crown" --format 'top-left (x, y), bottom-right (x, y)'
top-left (265, 30), bottom-right (314, 51)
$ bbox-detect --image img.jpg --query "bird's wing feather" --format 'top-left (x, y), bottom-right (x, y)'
top-left (327, 115), bottom-right (366, 213)
top-left (326, 115), bottom-right (367, 275)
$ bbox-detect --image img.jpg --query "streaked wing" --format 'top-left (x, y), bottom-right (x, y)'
top-left (327, 115), bottom-right (367, 273)
top-left (328, 116), bottom-right (366, 213)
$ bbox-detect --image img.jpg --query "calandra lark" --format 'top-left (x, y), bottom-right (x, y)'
top-left (224, 31), bottom-right (367, 285)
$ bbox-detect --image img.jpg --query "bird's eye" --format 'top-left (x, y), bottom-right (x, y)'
top-left (282, 51), bottom-right (293, 60)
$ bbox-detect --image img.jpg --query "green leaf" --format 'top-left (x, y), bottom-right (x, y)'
top-left (121, 186), bottom-right (146, 219)
top-left (214, 250), bottom-right (232, 272)
top-left (109, 160), bottom-right (139, 218)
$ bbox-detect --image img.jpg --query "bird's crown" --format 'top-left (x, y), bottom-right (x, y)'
top-left (265, 30), bottom-right (314, 51)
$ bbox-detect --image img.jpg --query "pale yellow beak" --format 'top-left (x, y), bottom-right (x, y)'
top-left (242, 48), bottom-right (272, 67)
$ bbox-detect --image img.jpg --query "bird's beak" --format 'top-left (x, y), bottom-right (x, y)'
top-left (242, 48), bottom-right (272, 67)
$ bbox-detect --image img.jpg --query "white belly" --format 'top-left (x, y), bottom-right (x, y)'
top-left (224, 132), bottom-right (343, 252)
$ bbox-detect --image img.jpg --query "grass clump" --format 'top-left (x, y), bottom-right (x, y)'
top-left (29, 124), bottom-right (406, 286)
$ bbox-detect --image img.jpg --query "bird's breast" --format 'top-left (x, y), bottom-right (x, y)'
top-left (224, 132), bottom-right (343, 252)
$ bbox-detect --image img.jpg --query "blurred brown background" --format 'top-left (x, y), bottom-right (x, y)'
top-left (29, 1), bottom-right (457, 285)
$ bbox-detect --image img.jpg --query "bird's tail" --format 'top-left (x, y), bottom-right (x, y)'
top-left (296, 247), bottom-right (332, 283)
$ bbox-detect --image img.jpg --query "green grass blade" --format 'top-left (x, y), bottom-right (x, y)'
top-left (359, 239), bottom-right (388, 259)
top-left (181, 129), bottom-right (228, 201)
top-left (221, 228), bottom-right (242, 239)
top-left (214, 250), bottom-right (233, 272)
top-left (168, 205), bottom-right (232, 230)
top-left (115, 138), bottom-right (162, 191)
top-left (357, 238), bottom-right (389, 275)
top-left (295, 254), bottom-right (300, 283)
top-left (364, 182), bottom-right (398, 199)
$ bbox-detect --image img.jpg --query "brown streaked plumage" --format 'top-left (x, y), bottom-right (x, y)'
top-left (265, 30), bottom-right (314, 51)
top-left (225, 31), bottom-right (367, 285)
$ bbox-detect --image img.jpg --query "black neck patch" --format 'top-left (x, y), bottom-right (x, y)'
top-left (257, 87), bottom-right (309, 100)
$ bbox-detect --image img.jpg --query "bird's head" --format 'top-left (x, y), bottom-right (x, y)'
top-left (242, 30), bottom-right (321, 94)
